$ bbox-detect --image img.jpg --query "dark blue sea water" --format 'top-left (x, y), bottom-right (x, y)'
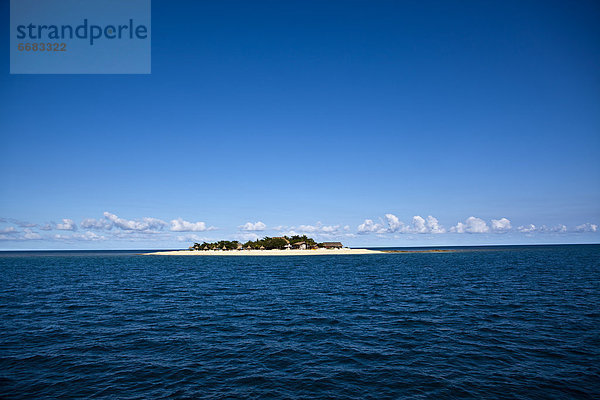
top-left (1, 245), bottom-right (599, 399)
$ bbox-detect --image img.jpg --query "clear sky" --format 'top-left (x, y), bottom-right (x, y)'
top-left (1, 0), bottom-right (599, 249)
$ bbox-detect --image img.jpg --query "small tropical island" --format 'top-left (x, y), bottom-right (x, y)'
top-left (193, 235), bottom-right (333, 251)
top-left (145, 235), bottom-right (384, 256)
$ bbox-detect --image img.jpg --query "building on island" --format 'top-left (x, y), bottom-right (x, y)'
top-left (293, 241), bottom-right (307, 250)
top-left (322, 242), bottom-right (343, 249)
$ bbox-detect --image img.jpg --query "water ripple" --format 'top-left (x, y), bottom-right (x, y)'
top-left (0, 245), bottom-right (599, 399)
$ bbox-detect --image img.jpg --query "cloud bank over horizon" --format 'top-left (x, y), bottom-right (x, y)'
top-left (0, 211), bottom-right (598, 245)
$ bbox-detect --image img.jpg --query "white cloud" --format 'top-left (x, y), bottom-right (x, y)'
top-left (170, 218), bottom-right (214, 232)
top-left (0, 218), bottom-right (37, 228)
top-left (54, 231), bottom-right (107, 241)
top-left (81, 218), bottom-right (113, 230)
top-left (357, 219), bottom-right (385, 234)
top-left (23, 229), bottom-right (42, 240)
top-left (75, 231), bottom-right (106, 241)
top-left (176, 234), bottom-right (211, 243)
top-left (359, 214), bottom-right (446, 234)
top-left (319, 224), bottom-right (340, 233)
top-left (38, 223), bottom-right (54, 231)
top-left (575, 223), bottom-right (598, 233)
top-left (103, 212), bottom-right (167, 232)
top-left (385, 214), bottom-right (404, 232)
top-left (409, 215), bottom-right (427, 233)
top-left (277, 222), bottom-right (342, 235)
top-left (56, 218), bottom-right (77, 231)
top-left (517, 224), bottom-right (537, 233)
top-left (0, 226), bottom-right (18, 234)
top-left (80, 214), bottom-right (214, 233)
top-left (234, 232), bottom-right (262, 242)
top-left (540, 224), bottom-right (568, 233)
top-left (278, 229), bottom-right (300, 237)
top-left (0, 228), bottom-right (42, 241)
top-left (426, 215), bottom-right (446, 234)
top-left (297, 225), bottom-right (317, 232)
top-left (399, 215), bottom-right (446, 234)
top-left (109, 231), bottom-right (167, 241)
top-left (239, 221), bottom-right (266, 231)
top-left (518, 224), bottom-right (568, 233)
top-left (15, 220), bottom-right (37, 228)
top-left (298, 222), bottom-right (340, 233)
top-left (451, 217), bottom-right (490, 233)
top-left (491, 218), bottom-right (512, 232)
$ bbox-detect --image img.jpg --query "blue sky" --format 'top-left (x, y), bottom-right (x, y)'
top-left (1, 0), bottom-right (599, 249)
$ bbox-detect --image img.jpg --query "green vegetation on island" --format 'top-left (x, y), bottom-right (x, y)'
top-left (190, 236), bottom-right (344, 251)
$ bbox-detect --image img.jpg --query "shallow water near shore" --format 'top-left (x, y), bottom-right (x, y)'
top-left (1, 245), bottom-right (599, 399)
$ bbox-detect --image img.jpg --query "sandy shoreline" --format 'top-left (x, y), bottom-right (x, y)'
top-left (143, 248), bottom-right (384, 256)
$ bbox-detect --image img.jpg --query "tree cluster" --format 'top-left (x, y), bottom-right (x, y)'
top-left (192, 240), bottom-right (239, 250)
top-left (243, 235), bottom-right (317, 249)
top-left (191, 235), bottom-right (319, 250)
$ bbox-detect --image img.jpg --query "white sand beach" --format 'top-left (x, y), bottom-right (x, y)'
top-left (144, 248), bottom-right (384, 256)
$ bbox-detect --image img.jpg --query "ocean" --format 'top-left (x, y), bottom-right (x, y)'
top-left (0, 245), bottom-right (598, 399)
